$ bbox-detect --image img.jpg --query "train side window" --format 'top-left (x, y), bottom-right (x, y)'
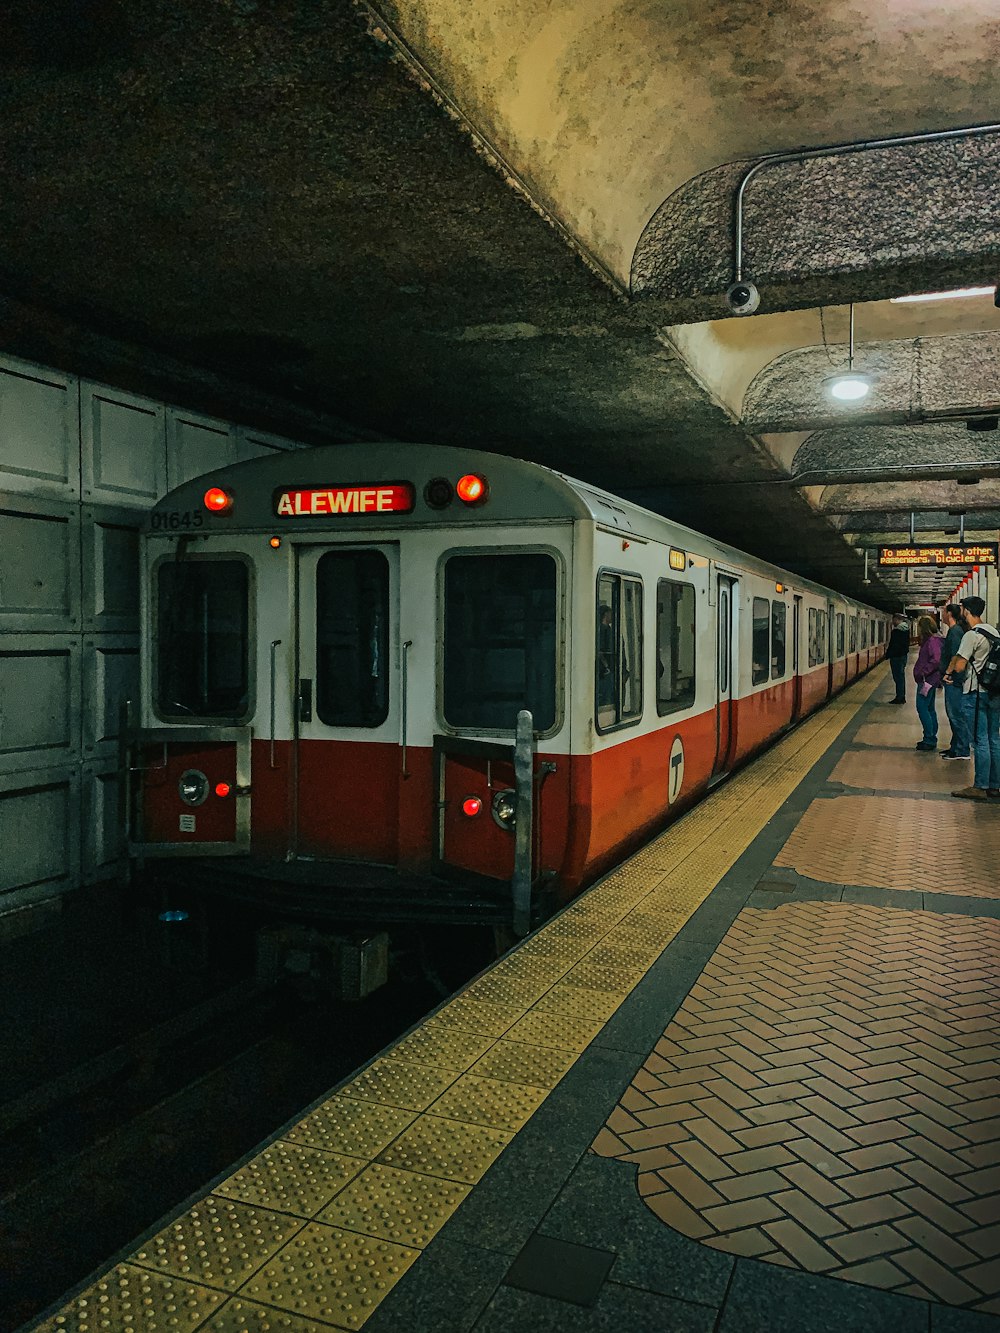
top-left (836, 613), bottom-right (845, 658)
top-left (808, 607), bottom-right (827, 666)
top-left (656, 579), bottom-right (696, 716)
top-left (849, 615), bottom-right (858, 653)
top-left (861, 618), bottom-right (868, 649)
top-left (771, 601), bottom-right (786, 678)
top-left (315, 550), bottom-right (390, 727)
top-left (444, 552), bottom-right (557, 732)
top-left (157, 558), bottom-right (250, 719)
top-left (597, 572), bottom-right (643, 731)
top-left (752, 597), bottom-right (769, 685)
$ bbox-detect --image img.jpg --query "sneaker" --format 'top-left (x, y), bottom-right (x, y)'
top-left (941, 752), bottom-right (970, 760)
top-left (939, 750), bottom-right (955, 758)
top-left (990, 790), bottom-right (1000, 799)
top-left (891, 699), bottom-right (907, 705)
top-left (915, 742), bottom-right (936, 751)
top-left (952, 787), bottom-right (990, 800)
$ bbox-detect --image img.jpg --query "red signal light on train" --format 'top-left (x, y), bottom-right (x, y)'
top-left (215, 782), bottom-right (232, 798)
top-left (462, 796), bottom-right (483, 817)
top-left (204, 487), bottom-right (233, 513)
top-left (456, 474), bottom-right (488, 505)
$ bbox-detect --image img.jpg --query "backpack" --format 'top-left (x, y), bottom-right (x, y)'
top-left (974, 627), bottom-right (1000, 696)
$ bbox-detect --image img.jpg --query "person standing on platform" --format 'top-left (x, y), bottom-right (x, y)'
top-left (912, 615), bottom-right (944, 750)
top-left (939, 603), bottom-right (971, 760)
top-left (944, 595), bottom-right (1000, 801)
top-left (886, 614), bottom-right (910, 704)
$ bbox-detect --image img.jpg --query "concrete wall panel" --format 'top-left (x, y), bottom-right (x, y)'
top-left (81, 505), bottom-right (142, 633)
top-left (0, 498), bottom-right (80, 632)
top-left (82, 635), bottom-right (139, 758)
top-left (237, 426), bottom-right (297, 460)
top-left (166, 409), bottom-right (237, 489)
top-left (0, 635), bottom-right (81, 774)
top-left (0, 766), bottom-right (80, 899)
top-left (81, 761), bottom-right (124, 884)
top-left (0, 356), bottom-right (79, 500)
top-left (82, 384), bottom-right (166, 508)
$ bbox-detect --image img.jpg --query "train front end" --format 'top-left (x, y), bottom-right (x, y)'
top-left (129, 443), bottom-right (586, 934)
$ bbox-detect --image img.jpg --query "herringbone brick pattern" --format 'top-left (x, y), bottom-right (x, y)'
top-left (775, 795), bottom-right (1000, 897)
top-left (594, 902), bottom-right (1000, 1312)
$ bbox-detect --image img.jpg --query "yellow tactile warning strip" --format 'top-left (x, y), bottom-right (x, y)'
top-left (593, 900), bottom-right (1000, 1313)
top-left (776, 795), bottom-right (1000, 898)
top-left (36, 668), bottom-right (884, 1333)
top-left (831, 749), bottom-right (969, 794)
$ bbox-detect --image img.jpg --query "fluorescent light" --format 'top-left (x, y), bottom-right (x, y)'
top-left (827, 372), bottom-right (872, 402)
top-left (890, 286), bottom-right (995, 304)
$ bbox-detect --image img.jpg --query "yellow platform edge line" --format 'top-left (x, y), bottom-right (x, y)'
top-left (37, 666), bottom-right (885, 1333)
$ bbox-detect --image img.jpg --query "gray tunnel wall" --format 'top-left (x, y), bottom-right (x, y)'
top-left (0, 353), bottom-right (308, 925)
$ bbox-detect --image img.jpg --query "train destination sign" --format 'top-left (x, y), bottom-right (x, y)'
top-left (878, 543), bottom-right (998, 568)
top-left (275, 483), bottom-right (415, 517)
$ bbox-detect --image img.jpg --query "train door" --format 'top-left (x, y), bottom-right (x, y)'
top-left (791, 595), bottom-right (803, 720)
top-left (713, 573), bottom-right (738, 776)
top-left (293, 544), bottom-right (401, 862)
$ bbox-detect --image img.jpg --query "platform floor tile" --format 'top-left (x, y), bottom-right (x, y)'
top-left (832, 749), bottom-right (971, 793)
top-left (776, 795), bottom-right (1000, 897)
top-left (855, 723), bottom-right (929, 749)
top-left (594, 900), bottom-right (1000, 1312)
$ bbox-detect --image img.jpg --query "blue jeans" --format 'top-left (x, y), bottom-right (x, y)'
top-left (915, 686), bottom-right (938, 744)
top-left (962, 691), bottom-right (1000, 790)
top-left (889, 656), bottom-right (907, 700)
top-left (944, 682), bottom-right (970, 756)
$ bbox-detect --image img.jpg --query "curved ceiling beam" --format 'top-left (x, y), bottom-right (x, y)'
top-left (633, 135), bottom-right (1000, 319)
top-left (743, 330), bottom-right (1000, 433)
top-left (789, 422), bottom-right (1000, 485)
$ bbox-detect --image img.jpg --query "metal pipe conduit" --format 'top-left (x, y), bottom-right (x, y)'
top-left (733, 121), bottom-right (1000, 284)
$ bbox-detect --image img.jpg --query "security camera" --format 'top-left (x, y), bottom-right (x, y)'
top-left (725, 281), bottom-right (760, 315)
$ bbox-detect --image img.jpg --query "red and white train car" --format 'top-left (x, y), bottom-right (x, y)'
top-left (131, 443), bottom-right (888, 934)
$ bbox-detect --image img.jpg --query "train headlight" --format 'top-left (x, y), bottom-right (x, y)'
top-left (178, 769), bottom-right (209, 806)
top-left (491, 788), bottom-right (517, 830)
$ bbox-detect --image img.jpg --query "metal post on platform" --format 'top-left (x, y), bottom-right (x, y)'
top-left (512, 710), bottom-right (534, 939)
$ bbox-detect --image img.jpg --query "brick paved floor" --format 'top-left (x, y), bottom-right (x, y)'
top-left (774, 795), bottom-right (1000, 897)
top-left (831, 750), bottom-right (971, 794)
top-left (593, 901), bottom-right (1000, 1312)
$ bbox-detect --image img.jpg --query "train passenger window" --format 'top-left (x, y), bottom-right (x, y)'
top-left (808, 608), bottom-right (827, 666)
top-left (849, 616), bottom-right (858, 653)
top-left (861, 618), bottom-right (868, 649)
top-left (771, 601), bottom-right (786, 678)
top-left (656, 579), bottom-right (695, 716)
top-left (315, 550), bottom-right (390, 727)
top-left (752, 598), bottom-right (769, 685)
top-left (444, 552), bottom-right (557, 732)
top-left (596, 572), bottom-right (643, 731)
top-left (157, 559), bottom-right (249, 719)
top-left (719, 588), bottom-right (729, 693)
top-left (836, 613), bottom-right (845, 658)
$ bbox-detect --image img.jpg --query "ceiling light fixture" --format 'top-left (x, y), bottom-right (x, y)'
top-left (890, 285), bottom-right (995, 304)
top-left (826, 304), bottom-right (872, 403)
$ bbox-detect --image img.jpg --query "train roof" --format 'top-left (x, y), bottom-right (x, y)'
top-left (147, 440), bottom-right (884, 614)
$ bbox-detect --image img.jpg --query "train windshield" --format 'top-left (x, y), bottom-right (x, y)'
top-left (443, 552), bottom-right (557, 732)
top-left (156, 559), bottom-right (250, 718)
top-left (315, 549), bottom-right (390, 727)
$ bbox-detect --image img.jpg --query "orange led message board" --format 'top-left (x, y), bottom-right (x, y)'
top-left (878, 544), bottom-right (998, 568)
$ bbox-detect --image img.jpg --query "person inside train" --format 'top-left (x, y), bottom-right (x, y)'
top-left (912, 615), bottom-right (944, 750)
top-left (886, 614), bottom-right (910, 704)
top-left (939, 603), bottom-right (971, 761)
top-left (943, 596), bottom-right (1000, 801)
top-left (598, 603), bottom-right (615, 707)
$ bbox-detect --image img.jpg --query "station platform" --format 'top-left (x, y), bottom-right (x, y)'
top-left (31, 665), bottom-right (1000, 1333)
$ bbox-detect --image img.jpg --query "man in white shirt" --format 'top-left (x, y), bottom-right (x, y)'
top-left (943, 595), bottom-right (1000, 800)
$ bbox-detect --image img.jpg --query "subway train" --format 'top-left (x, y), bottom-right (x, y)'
top-left (129, 443), bottom-right (889, 936)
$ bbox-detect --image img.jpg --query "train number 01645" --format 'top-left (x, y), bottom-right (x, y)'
top-left (150, 510), bottom-right (205, 531)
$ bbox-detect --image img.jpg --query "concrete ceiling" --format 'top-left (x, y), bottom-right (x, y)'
top-left (2, 0), bottom-right (1000, 608)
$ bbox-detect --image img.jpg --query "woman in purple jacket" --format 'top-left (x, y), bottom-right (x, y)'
top-left (913, 615), bottom-right (945, 751)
